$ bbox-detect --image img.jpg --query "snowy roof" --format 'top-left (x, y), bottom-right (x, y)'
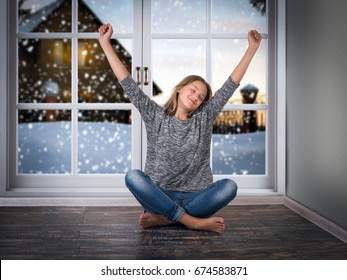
top-left (18, 0), bottom-right (162, 95)
top-left (19, 0), bottom-right (66, 32)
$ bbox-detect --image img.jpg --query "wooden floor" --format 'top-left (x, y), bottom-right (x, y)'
top-left (0, 204), bottom-right (346, 260)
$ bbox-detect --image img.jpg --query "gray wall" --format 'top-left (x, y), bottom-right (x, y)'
top-left (286, 0), bottom-right (347, 230)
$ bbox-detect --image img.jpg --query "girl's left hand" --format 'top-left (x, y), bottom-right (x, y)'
top-left (248, 30), bottom-right (262, 50)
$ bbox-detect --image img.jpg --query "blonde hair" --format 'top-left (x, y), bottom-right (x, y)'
top-left (164, 75), bottom-right (212, 116)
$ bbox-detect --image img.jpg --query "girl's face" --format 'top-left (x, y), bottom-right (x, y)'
top-left (177, 80), bottom-right (207, 113)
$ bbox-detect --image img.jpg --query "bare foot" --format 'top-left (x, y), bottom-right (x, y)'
top-left (180, 214), bottom-right (226, 233)
top-left (139, 212), bottom-right (175, 228)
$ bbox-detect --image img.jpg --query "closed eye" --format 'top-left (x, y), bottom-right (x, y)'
top-left (190, 86), bottom-right (205, 102)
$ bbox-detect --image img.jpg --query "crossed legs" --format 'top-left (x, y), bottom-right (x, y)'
top-left (125, 169), bottom-right (237, 233)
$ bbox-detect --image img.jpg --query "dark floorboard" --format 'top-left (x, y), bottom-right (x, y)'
top-left (0, 205), bottom-right (346, 260)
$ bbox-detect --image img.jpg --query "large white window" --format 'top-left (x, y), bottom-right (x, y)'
top-left (4, 0), bottom-right (285, 196)
top-left (144, 0), bottom-right (275, 191)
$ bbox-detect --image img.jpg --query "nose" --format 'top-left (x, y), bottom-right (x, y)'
top-left (192, 92), bottom-right (199, 101)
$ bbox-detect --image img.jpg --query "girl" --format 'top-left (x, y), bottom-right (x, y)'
top-left (99, 24), bottom-right (261, 233)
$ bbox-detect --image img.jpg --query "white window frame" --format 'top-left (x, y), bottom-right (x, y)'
top-left (0, 0), bottom-right (286, 198)
top-left (6, 0), bottom-right (143, 195)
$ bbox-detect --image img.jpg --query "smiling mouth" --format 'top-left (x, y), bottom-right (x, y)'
top-left (188, 98), bottom-right (196, 105)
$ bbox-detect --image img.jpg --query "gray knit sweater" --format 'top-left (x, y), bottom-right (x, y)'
top-left (120, 74), bottom-right (238, 192)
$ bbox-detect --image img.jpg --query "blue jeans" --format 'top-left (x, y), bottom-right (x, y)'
top-left (125, 169), bottom-right (238, 223)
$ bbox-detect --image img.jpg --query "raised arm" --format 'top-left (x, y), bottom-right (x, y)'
top-left (98, 24), bottom-right (129, 82)
top-left (230, 30), bottom-right (262, 85)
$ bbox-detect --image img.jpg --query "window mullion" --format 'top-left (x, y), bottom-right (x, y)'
top-left (71, 0), bottom-right (78, 176)
top-left (206, 0), bottom-right (212, 83)
top-left (207, 0), bottom-right (213, 169)
top-left (223, 104), bottom-right (268, 111)
top-left (17, 33), bottom-right (73, 39)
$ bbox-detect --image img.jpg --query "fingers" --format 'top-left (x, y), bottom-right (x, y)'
top-left (249, 30), bottom-right (262, 41)
top-left (98, 24), bottom-right (112, 34)
top-left (98, 24), bottom-right (108, 34)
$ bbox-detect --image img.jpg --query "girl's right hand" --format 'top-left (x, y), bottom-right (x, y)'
top-left (98, 24), bottom-right (113, 44)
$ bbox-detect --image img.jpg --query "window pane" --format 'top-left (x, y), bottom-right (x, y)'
top-left (19, 39), bottom-right (71, 103)
top-left (212, 110), bottom-right (266, 175)
top-left (152, 0), bottom-right (206, 33)
top-left (18, 0), bottom-right (72, 32)
top-left (212, 39), bottom-right (267, 104)
top-left (18, 110), bottom-right (71, 174)
top-left (79, 0), bottom-right (133, 33)
top-left (78, 110), bottom-right (132, 174)
top-left (78, 39), bottom-right (131, 103)
top-left (152, 39), bottom-right (206, 103)
top-left (211, 0), bottom-right (266, 33)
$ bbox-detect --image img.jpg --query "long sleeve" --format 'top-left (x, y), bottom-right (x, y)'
top-left (204, 76), bottom-right (239, 121)
top-left (119, 74), bottom-right (163, 124)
